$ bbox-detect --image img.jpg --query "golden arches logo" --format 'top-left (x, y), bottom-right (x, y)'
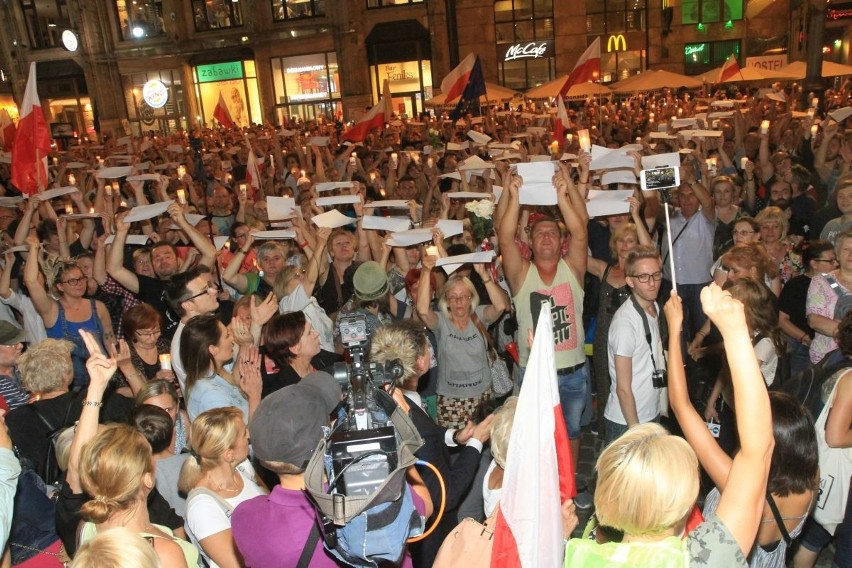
top-left (607, 34), bottom-right (627, 52)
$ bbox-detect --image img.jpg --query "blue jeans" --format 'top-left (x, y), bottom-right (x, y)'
top-left (604, 419), bottom-right (630, 446)
top-left (788, 336), bottom-right (811, 378)
top-left (520, 361), bottom-right (589, 439)
top-left (799, 475), bottom-right (852, 568)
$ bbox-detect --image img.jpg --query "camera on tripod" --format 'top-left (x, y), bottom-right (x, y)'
top-left (328, 314), bottom-right (405, 497)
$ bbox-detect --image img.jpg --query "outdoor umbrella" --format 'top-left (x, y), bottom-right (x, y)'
top-left (777, 60), bottom-right (852, 79)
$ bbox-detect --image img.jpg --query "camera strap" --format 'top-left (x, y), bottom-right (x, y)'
top-left (630, 295), bottom-right (659, 374)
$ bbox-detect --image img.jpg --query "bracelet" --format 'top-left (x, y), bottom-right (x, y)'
top-left (451, 429), bottom-right (461, 445)
top-left (238, 248), bottom-right (249, 254)
top-left (83, 400), bottom-right (103, 407)
top-left (482, 279), bottom-right (493, 284)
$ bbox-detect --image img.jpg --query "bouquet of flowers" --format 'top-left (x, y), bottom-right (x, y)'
top-left (465, 199), bottom-right (496, 243)
top-left (427, 128), bottom-right (443, 149)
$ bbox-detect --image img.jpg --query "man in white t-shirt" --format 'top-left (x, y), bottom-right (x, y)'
top-left (605, 246), bottom-right (666, 445)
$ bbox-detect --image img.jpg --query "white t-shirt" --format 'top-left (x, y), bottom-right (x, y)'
top-left (184, 459), bottom-right (265, 568)
top-left (605, 299), bottom-right (665, 426)
top-left (753, 336), bottom-right (779, 386)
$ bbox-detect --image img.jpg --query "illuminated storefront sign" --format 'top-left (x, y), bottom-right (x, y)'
top-left (196, 62), bottom-right (244, 84)
top-left (607, 34), bottom-right (627, 52)
top-left (141, 79), bottom-right (168, 109)
top-left (194, 60), bottom-right (261, 127)
top-left (503, 42), bottom-right (554, 62)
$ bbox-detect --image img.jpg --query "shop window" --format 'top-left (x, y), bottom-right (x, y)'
top-left (271, 53), bottom-right (342, 119)
top-left (366, 0), bottom-right (423, 7)
top-left (684, 40), bottom-right (740, 73)
top-left (585, 0), bottom-right (646, 35)
top-left (682, 0), bottom-right (743, 24)
top-left (20, 0), bottom-right (69, 49)
top-left (191, 0), bottom-right (243, 31)
top-left (272, 0), bottom-right (325, 20)
top-left (195, 60), bottom-right (260, 126)
top-left (114, 0), bottom-right (165, 40)
top-left (600, 49), bottom-right (643, 82)
top-left (494, 0), bottom-right (555, 89)
top-left (123, 69), bottom-right (186, 134)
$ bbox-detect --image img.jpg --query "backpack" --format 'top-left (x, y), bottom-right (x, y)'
top-left (778, 350), bottom-right (852, 418)
top-left (564, 537), bottom-right (690, 568)
top-left (824, 273), bottom-right (852, 320)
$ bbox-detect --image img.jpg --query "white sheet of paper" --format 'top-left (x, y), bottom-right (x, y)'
top-left (62, 213), bottom-right (99, 220)
top-left (166, 144), bottom-right (184, 153)
top-left (492, 185), bottom-right (504, 203)
top-left (213, 236), bottom-right (230, 251)
top-left (436, 251), bottom-right (495, 267)
top-left (37, 186), bottom-right (78, 201)
top-left (363, 200), bottom-right (409, 209)
top-left (641, 152), bottom-right (681, 170)
top-left (459, 156), bottom-right (495, 171)
top-left (680, 130), bottom-right (724, 139)
top-left (450, 192), bottom-right (490, 199)
top-left (267, 196), bottom-right (296, 221)
top-left (126, 174), bottom-right (161, 181)
top-left (0, 197), bottom-right (24, 206)
top-left (649, 132), bottom-right (678, 140)
top-left (361, 216), bottom-right (411, 232)
top-left (124, 200), bottom-right (173, 223)
top-left (309, 137), bottom-right (330, 146)
top-left (96, 166), bottom-right (134, 179)
top-left (439, 172), bottom-right (462, 180)
top-left (829, 106), bottom-right (852, 123)
top-left (315, 182), bottom-right (353, 193)
top-left (253, 230), bottom-right (297, 240)
top-left (601, 170), bottom-right (638, 186)
top-left (106, 234), bottom-right (150, 245)
top-left (446, 142), bottom-right (470, 151)
top-left (710, 100), bottom-right (735, 108)
top-left (589, 145), bottom-right (635, 171)
top-left (184, 213), bottom-right (206, 226)
top-left (4, 245), bottom-right (29, 253)
top-left (708, 111), bottom-right (735, 119)
top-left (316, 195), bottom-right (360, 207)
top-left (467, 130), bottom-right (492, 145)
top-left (280, 129), bottom-right (296, 137)
top-left (585, 189), bottom-right (633, 218)
top-left (312, 210), bottom-right (355, 229)
top-left (670, 118), bottom-right (699, 129)
top-left (65, 161), bottom-right (88, 169)
top-left (516, 161), bottom-right (557, 206)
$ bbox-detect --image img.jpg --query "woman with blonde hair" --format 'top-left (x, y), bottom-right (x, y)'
top-left (136, 379), bottom-right (190, 455)
top-left (417, 253), bottom-right (508, 428)
top-left (178, 406), bottom-right (267, 568)
top-left (755, 206), bottom-right (803, 284)
top-left (71, 527), bottom-right (161, 568)
top-left (68, 330), bottom-right (198, 568)
top-left (565, 286), bottom-right (775, 566)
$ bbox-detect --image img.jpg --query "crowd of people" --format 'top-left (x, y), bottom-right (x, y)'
top-left (0, 75), bottom-right (848, 567)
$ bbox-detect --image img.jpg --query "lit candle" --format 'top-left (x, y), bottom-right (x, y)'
top-left (577, 129), bottom-right (591, 152)
top-left (808, 107), bottom-right (816, 118)
top-left (89, 207), bottom-right (94, 214)
top-left (64, 204), bottom-right (74, 215)
top-left (740, 156), bottom-right (749, 170)
top-left (226, 173), bottom-right (232, 184)
top-left (649, 112), bottom-right (655, 122)
top-left (391, 152), bottom-right (398, 164)
top-left (426, 157), bottom-right (434, 168)
top-left (760, 120), bottom-right (770, 135)
top-left (550, 140), bottom-right (559, 155)
top-left (111, 181), bottom-right (119, 193)
top-left (120, 200), bottom-right (127, 208)
top-left (159, 353), bottom-right (171, 371)
top-left (52, 157), bottom-right (58, 167)
top-left (177, 165), bottom-right (186, 178)
top-left (349, 155), bottom-right (356, 167)
top-left (68, 174), bottom-right (76, 186)
top-left (176, 189), bottom-right (186, 204)
top-left (566, 133), bottom-right (573, 144)
top-left (677, 108), bottom-right (683, 117)
top-left (239, 183), bottom-right (248, 199)
top-left (812, 97), bottom-right (819, 108)
top-left (811, 124), bottom-right (819, 137)
top-left (300, 169), bottom-right (306, 178)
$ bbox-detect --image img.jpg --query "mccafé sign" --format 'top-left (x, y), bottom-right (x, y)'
top-left (504, 41), bottom-right (554, 62)
top-left (607, 34), bottom-right (627, 52)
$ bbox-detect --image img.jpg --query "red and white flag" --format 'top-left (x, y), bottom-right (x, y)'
top-left (213, 91), bottom-right (235, 129)
top-left (0, 108), bottom-right (16, 150)
top-left (245, 139), bottom-right (262, 191)
top-left (11, 62), bottom-right (51, 195)
top-left (341, 85), bottom-right (391, 143)
top-left (491, 301), bottom-right (576, 568)
top-left (553, 95), bottom-right (570, 151)
top-left (441, 53), bottom-right (480, 104)
top-left (559, 38), bottom-right (601, 98)
top-left (718, 54), bottom-right (743, 83)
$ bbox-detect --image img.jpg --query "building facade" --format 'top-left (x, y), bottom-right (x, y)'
top-left (0, 0), bottom-right (845, 141)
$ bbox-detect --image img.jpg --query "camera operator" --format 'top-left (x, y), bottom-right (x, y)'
top-left (231, 370), bottom-right (432, 567)
top-left (370, 320), bottom-right (493, 568)
top-left (604, 246), bottom-right (668, 446)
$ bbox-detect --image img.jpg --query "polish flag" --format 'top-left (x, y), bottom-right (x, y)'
top-left (441, 53), bottom-right (480, 104)
top-left (245, 139), bottom-right (262, 192)
top-left (341, 86), bottom-right (391, 143)
top-left (213, 92), bottom-right (235, 129)
top-left (491, 301), bottom-right (576, 568)
top-left (11, 62), bottom-right (51, 195)
top-left (718, 54), bottom-right (743, 83)
top-left (0, 108), bottom-right (16, 150)
top-left (553, 95), bottom-right (569, 152)
top-left (559, 38), bottom-right (601, 98)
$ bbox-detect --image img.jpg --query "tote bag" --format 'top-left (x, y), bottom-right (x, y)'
top-left (813, 370), bottom-right (852, 535)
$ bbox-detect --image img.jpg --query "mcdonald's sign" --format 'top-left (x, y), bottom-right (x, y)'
top-left (607, 34), bottom-right (627, 52)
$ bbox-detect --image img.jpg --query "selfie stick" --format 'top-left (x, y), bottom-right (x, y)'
top-left (660, 187), bottom-right (677, 291)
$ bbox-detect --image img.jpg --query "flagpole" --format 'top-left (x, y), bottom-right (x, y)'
top-left (35, 149), bottom-right (41, 192)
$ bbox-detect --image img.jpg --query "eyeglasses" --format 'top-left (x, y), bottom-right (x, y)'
top-left (234, 232), bottom-right (250, 240)
top-left (629, 271), bottom-right (663, 283)
top-left (136, 329), bottom-right (161, 337)
top-left (733, 230), bottom-right (756, 236)
top-left (60, 277), bottom-right (87, 286)
top-left (185, 283), bottom-right (219, 302)
top-left (815, 258), bottom-right (839, 265)
top-left (447, 294), bottom-right (472, 303)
